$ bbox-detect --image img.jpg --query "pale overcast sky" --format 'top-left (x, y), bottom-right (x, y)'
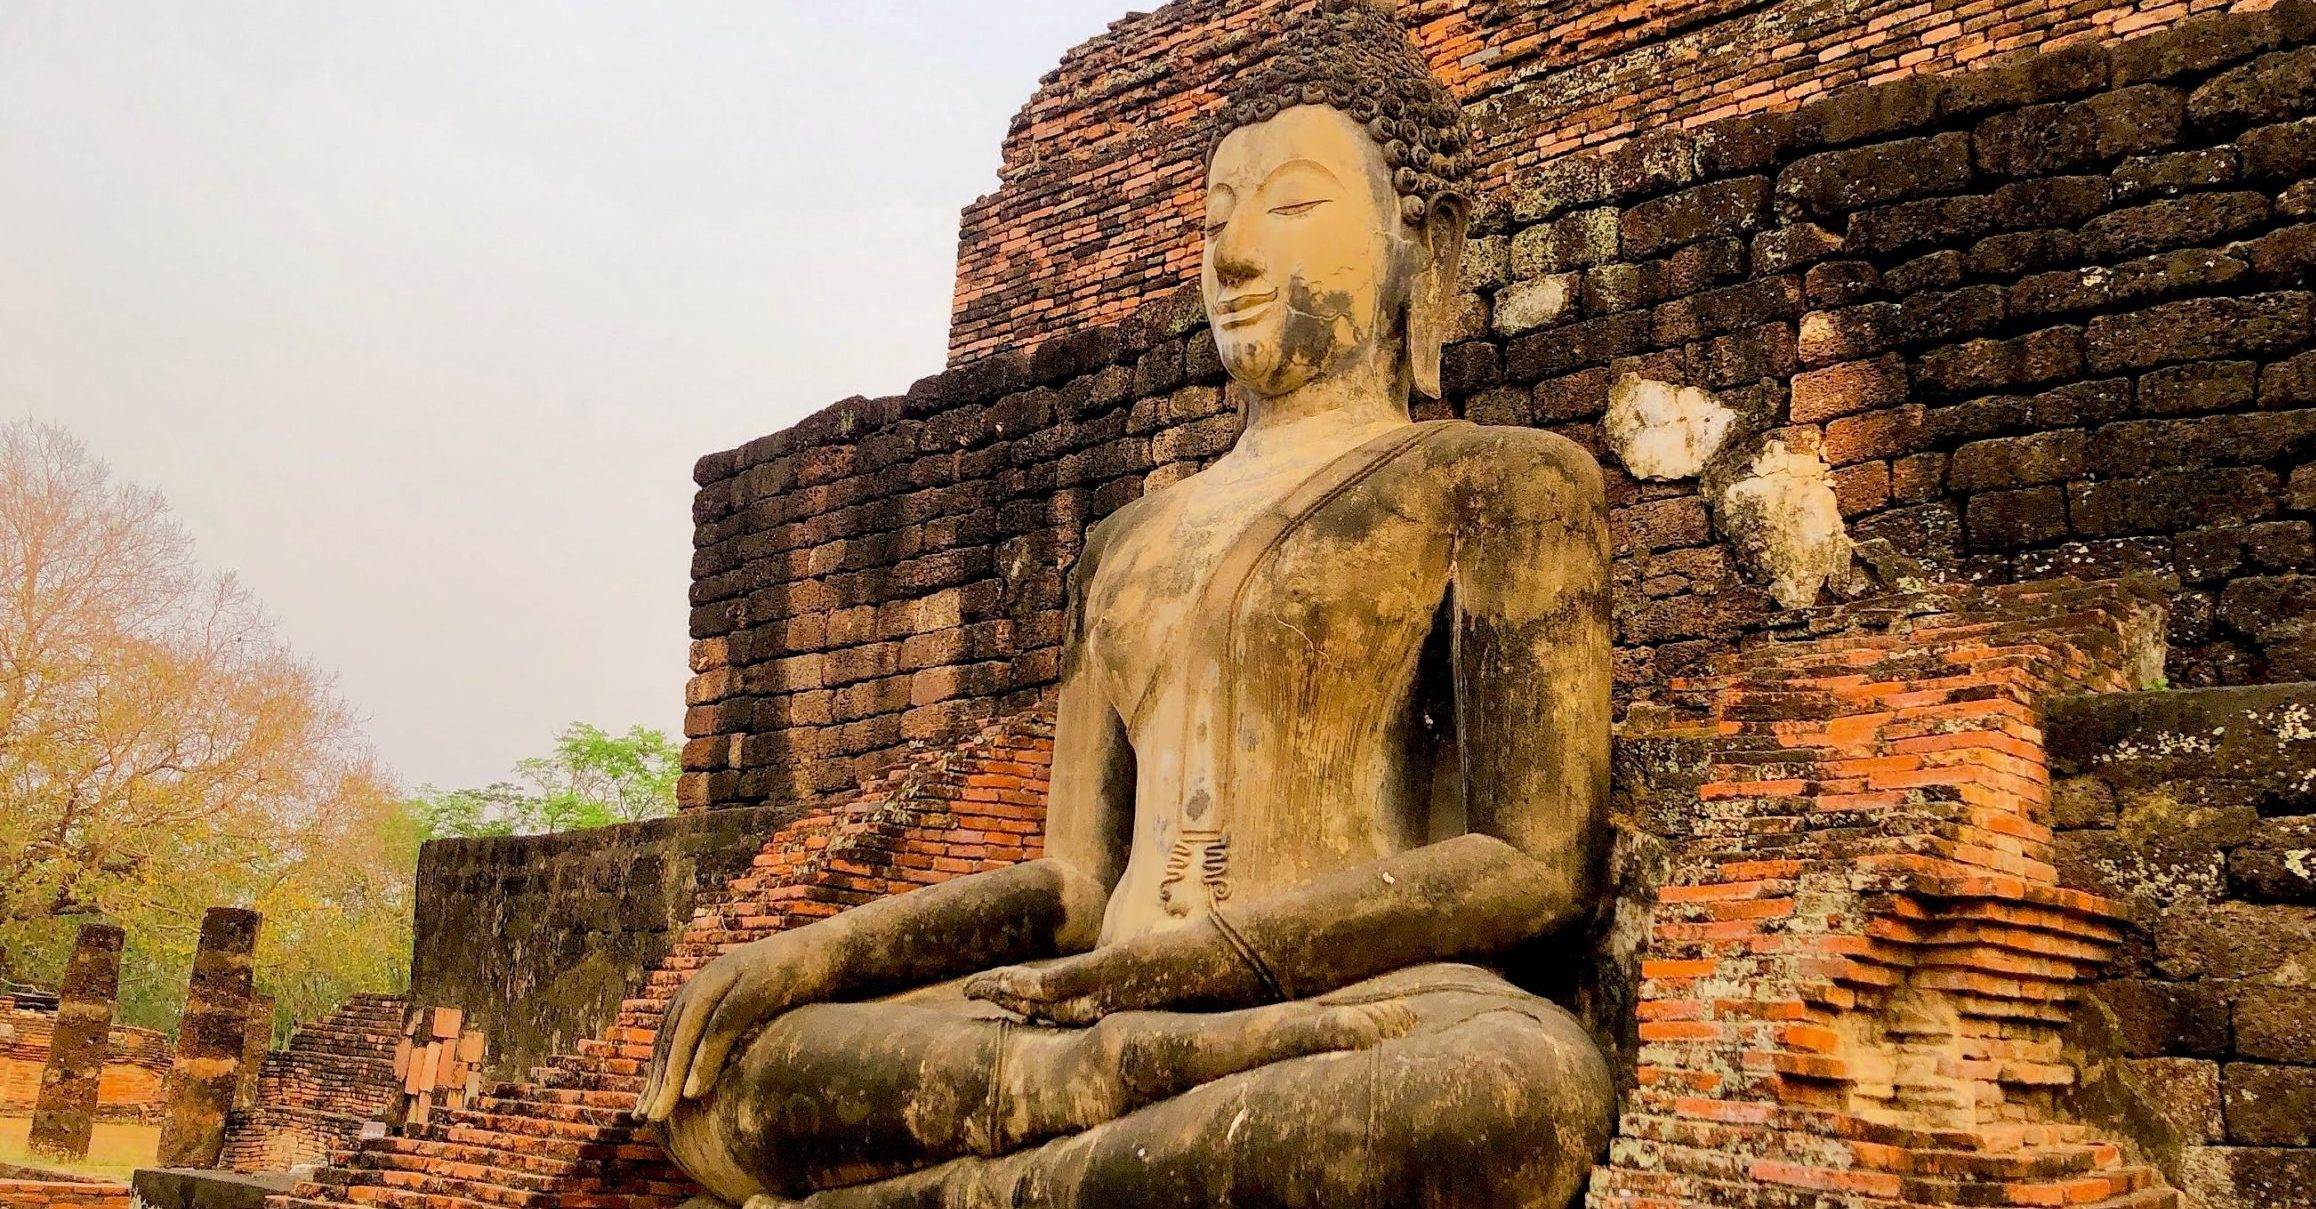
top-left (0, 1), bottom-right (1130, 791)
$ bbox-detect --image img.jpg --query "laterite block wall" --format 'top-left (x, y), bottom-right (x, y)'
top-left (949, 0), bottom-right (2269, 361)
top-left (687, 3), bottom-right (2316, 813)
top-left (2046, 684), bottom-right (2316, 1205)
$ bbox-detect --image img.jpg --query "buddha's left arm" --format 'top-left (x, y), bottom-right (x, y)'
top-left (969, 432), bottom-right (1615, 1023)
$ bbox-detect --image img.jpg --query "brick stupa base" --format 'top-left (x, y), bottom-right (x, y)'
top-left (1591, 581), bottom-right (2176, 1209)
top-left (280, 580), bottom-right (2174, 1209)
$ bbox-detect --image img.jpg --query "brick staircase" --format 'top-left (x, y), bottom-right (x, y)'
top-left (224, 992), bottom-right (410, 1173)
top-left (270, 716), bottom-right (1055, 1209)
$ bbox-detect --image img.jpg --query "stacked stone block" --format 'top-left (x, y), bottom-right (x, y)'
top-left (949, 0), bottom-right (2262, 362)
top-left (26, 922), bottom-right (124, 1162)
top-left (692, 2), bottom-right (2316, 815)
top-left (219, 993), bottom-right (406, 1174)
top-left (2046, 684), bottom-right (2316, 1208)
top-left (157, 907), bottom-right (260, 1170)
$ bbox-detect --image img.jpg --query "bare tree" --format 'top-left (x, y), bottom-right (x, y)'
top-left (0, 422), bottom-right (409, 1025)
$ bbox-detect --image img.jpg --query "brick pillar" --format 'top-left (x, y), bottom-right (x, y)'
top-left (236, 993), bottom-right (274, 1109)
top-left (25, 921), bottom-right (126, 1162)
top-left (156, 907), bottom-right (260, 1169)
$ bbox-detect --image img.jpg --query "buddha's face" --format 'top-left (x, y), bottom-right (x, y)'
top-left (1203, 104), bottom-right (1414, 398)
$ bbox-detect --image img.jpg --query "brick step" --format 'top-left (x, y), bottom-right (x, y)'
top-left (347, 1135), bottom-right (591, 1184)
top-left (315, 1172), bottom-right (517, 1209)
top-left (465, 1094), bottom-right (633, 1128)
top-left (1897, 1164), bottom-right (2161, 1207)
top-left (1616, 1113), bottom-right (2123, 1180)
top-left (479, 1085), bottom-right (636, 1111)
top-left (343, 1155), bottom-right (563, 1202)
top-left (2079, 1186), bottom-right (2181, 1209)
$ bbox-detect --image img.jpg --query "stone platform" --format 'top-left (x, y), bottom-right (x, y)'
top-left (128, 1168), bottom-right (292, 1209)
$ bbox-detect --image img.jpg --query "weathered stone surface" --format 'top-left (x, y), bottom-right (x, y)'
top-left (1620, 177), bottom-right (1768, 258)
top-left (157, 907), bottom-right (260, 1170)
top-left (2085, 977), bottom-right (2234, 1057)
top-left (2232, 816), bottom-right (2316, 901)
top-left (2156, 901), bottom-right (2316, 985)
top-left (2086, 294), bottom-right (2314, 374)
top-left (130, 1169), bottom-right (294, 1209)
top-left (1775, 133), bottom-right (1972, 218)
top-left (2235, 986), bottom-right (2316, 1061)
top-left (1789, 355), bottom-right (1906, 424)
top-left (2177, 1146), bottom-right (2316, 1209)
top-left (1493, 273), bottom-right (1578, 336)
top-left (1973, 86), bottom-right (2184, 176)
top-left (26, 922), bottom-right (125, 1163)
top-left (1714, 437), bottom-right (1852, 608)
top-left (2127, 1057), bottom-right (2223, 1142)
top-left (2223, 1062), bottom-right (2316, 1144)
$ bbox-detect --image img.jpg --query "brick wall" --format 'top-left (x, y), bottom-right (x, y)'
top-left (2047, 683), bottom-right (2316, 1208)
top-left (407, 803), bottom-right (800, 1081)
top-left (0, 997), bottom-right (171, 1122)
top-left (947, 0), bottom-right (2274, 363)
top-left (1591, 580), bottom-right (2176, 1209)
top-left (219, 993), bottom-right (406, 1174)
top-left (688, 2), bottom-right (2316, 814)
top-left (0, 1179), bottom-right (130, 1208)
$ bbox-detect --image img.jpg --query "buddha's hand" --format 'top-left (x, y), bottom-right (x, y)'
top-left (636, 930), bottom-right (827, 1122)
top-left (964, 953), bottom-right (1115, 1026)
top-left (965, 919), bottom-right (1271, 1025)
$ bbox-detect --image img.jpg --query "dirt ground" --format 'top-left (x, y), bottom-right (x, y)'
top-left (0, 1115), bottom-right (158, 1182)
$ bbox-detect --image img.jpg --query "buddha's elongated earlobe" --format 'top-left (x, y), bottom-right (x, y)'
top-left (1408, 194), bottom-right (1470, 400)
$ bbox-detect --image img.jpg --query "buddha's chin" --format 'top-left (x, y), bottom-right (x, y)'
top-left (1218, 337), bottom-right (1319, 399)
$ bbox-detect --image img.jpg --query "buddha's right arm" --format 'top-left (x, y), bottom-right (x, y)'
top-left (638, 606), bottom-right (1133, 1122)
top-left (635, 856), bottom-right (1112, 1120)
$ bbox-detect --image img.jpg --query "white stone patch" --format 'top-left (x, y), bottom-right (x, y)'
top-left (1604, 374), bottom-right (1737, 481)
top-left (1492, 273), bottom-right (1576, 336)
top-left (1716, 438), bottom-right (1856, 610)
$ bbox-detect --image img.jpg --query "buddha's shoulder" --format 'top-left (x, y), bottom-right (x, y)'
top-left (1416, 420), bottom-right (1606, 507)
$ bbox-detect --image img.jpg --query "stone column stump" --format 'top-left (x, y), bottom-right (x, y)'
top-left (26, 920), bottom-right (126, 1162)
top-left (156, 907), bottom-right (261, 1169)
top-left (236, 993), bottom-right (273, 1110)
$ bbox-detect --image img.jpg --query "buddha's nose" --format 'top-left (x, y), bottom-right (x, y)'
top-left (1212, 243), bottom-right (1263, 289)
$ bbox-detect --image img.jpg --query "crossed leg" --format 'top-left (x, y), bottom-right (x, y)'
top-left (660, 964), bottom-right (1613, 1209)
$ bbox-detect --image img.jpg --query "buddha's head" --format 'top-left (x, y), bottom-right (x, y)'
top-left (1203, 0), bottom-right (1472, 404)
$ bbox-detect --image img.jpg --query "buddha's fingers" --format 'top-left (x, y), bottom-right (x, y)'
top-left (741, 1196), bottom-right (803, 1209)
top-left (688, 969), bottom-right (790, 1102)
top-left (641, 965), bottom-right (735, 1121)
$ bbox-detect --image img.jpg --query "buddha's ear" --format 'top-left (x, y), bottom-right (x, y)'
top-left (1408, 193), bottom-right (1471, 400)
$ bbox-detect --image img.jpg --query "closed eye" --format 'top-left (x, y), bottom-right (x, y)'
top-left (1270, 199), bottom-right (1328, 217)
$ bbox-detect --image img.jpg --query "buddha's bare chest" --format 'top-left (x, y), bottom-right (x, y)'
top-left (1080, 455), bottom-right (1452, 730)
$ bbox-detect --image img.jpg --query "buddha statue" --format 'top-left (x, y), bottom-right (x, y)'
top-left (638, 3), bottom-right (1616, 1205)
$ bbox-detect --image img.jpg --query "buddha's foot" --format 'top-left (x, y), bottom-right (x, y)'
top-left (1113, 997), bottom-right (1417, 1105)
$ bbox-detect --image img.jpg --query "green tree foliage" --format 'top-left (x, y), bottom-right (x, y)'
top-left (408, 723), bottom-right (677, 838)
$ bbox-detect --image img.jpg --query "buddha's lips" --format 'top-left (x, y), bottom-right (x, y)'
top-left (1216, 289), bottom-right (1279, 326)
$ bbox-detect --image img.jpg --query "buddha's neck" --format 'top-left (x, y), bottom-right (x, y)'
top-left (1232, 355), bottom-right (1410, 462)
